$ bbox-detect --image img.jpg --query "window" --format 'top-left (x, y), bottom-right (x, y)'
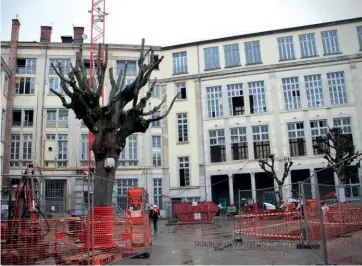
top-left (153, 178), bottom-right (163, 209)
top-left (327, 72), bottom-right (347, 105)
top-left (244, 41), bottom-right (262, 64)
top-left (116, 60), bottom-right (137, 76)
top-left (151, 111), bottom-right (161, 127)
top-left (248, 81), bottom-right (266, 114)
top-left (3, 76), bottom-right (8, 95)
top-left (357, 26), bottom-right (362, 50)
top-left (206, 86), bottom-right (223, 118)
top-left (299, 33), bottom-right (318, 57)
top-left (321, 30), bottom-right (340, 55)
top-left (46, 110), bottom-right (57, 121)
top-left (224, 43), bottom-right (240, 67)
top-left (57, 134), bottom-right (68, 168)
top-left (49, 59), bottom-right (71, 74)
top-left (118, 134), bottom-right (138, 167)
top-left (278, 36), bottom-right (295, 60)
top-left (12, 109), bottom-right (22, 126)
top-left (304, 74), bottom-right (324, 108)
top-left (287, 122), bottom-right (306, 157)
top-left (282, 77), bottom-right (301, 110)
top-left (177, 113), bottom-right (188, 142)
top-left (204, 47), bottom-right (220, 70)
top-left (1, 109), bottom-right (5, 141)
top-left (153, 55), bottom-right (160, 70)
top-left (230, 127), bottom-right (248, 160)
top-left (173, 52), bottom-right (188, 74)
top-left (16, 58), bottom-right (36, 74)
top-left (81, 134), bottom-right (88, 166)
top-left (23, 109), bottom-right (34, 126)
top-left (252, 125), bottom-right (270, 159)
top-left (10, 134), bottom-right (20, 167)
top-left (310, 120), bottom-right (328, 155)
top-left (49, 77), bottom-right (66, 94)
top-left (227, 84), bottom-right (244, 116)
top-left (176, 82), bottom-right (187, 100)
top-left (152, 136), bottom-right (162, 167)
top-left (151, 85), bottom-right (161, 98)
top-left (117, 179), bottom-right (138, 211)
top-left (58, 109), bottom-right (68, 121)
top-left (333, 117), bottom-right (353, 145)
top-left (209, 129), bottom-right (226, 163)
top-left (179, 157), bottom-right (190, 186)
top-left (14, 77), bottom-right (35, 94)
top-left (22, 134), bottom-right (32, 160)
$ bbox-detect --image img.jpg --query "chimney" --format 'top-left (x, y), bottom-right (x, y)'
top-left (11, 19), bottom-right (20, 43)
top-left (73, 27), bottom-right (84, 43)
top-left (40, 26), bottom-right (52, 42)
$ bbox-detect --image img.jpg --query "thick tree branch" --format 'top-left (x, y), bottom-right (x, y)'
top-left (49, 89), bottom-right (71, 108)
top-left (146, 93), bottom-right (180, 123)
top-left (141, 96), bottom-right (166, 116)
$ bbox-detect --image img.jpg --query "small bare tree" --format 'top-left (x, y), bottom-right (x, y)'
top-left (314, 127), bottom-right (361, 184)
top-left (50, 39), bottom-right (179, 206)
top-left (258, 154), bottom-right (293, 199)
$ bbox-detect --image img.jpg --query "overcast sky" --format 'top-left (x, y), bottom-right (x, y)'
top-left (1, 0), bottom-right (362, 46)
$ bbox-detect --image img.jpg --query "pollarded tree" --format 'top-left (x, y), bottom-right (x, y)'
top-left (258, 154), bottom-right (293, 200)
top-left (314, 127), bottom-right (361, 184)
top-left (51, 40), bottom-right (178, 206)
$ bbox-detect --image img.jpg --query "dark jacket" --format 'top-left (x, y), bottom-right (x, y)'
top-left (149, 208), bottom-right (160, 220)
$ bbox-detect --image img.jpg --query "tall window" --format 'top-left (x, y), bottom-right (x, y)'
top-left (12, 109), bottom-right (22, 126)
top-left (14, 77), bottom-right (35, 94)
top-left (282, 77), bottom-right (301, 110)
top-left (118, 134), bottom-right (138, 167)
top-left (173, 52), bottom-right (188, 74)
top-left (333, 117), bottom-right (353, 145)
top-left (57, 135), bottom-right (68, 168)
top-left (1, 109), bottom-right (5, 141)
top-left (209, 129), bottom-right (226, 163)
top-left (179, 157), bottom-right (190, 187)
top-left (252, 125), bottom-right (270, 159)
top-left (10, 134), bottom-right (20, 167)
top-left (151, 111), bottom-right (161, 127)
top-left (152, 136), bottom-right (162, 167)
top-left (204, 47), bottom-right (220, 70)
top-left (81, 134), bottom-right (88, 166)
top-left (244, 41), bottom-right (262, 64)
top-left (224, 43), bottom-right (240, 67)
top-left (117, 179), bottom-right (138, 211)
top-left (248, 81), bottom-right (266, 114)
top-left (299, 33), bottom-right (318, 57)
top-left (321, 30), bottom-right (340, 55)
top-left (176, 82), bottom-right (187, 100)
top-left (206, 86), bottom-right (223, 118)
top-left (357, 26), bottom-right (362, 50)
top-left (23, 109), bottom-right (34, 126)
top-left (177, 113), bottom-right (188, 143)
top-left (49, 77), bottom-right (66, 94)
top-left (151, 85), bottom-right (161, 98)
top-left (310, 120), bottom-right (328, 155)
top-left (3, 76), bottom-right (8, 95)
top-left (22, 134), bottom-right (32, 161)
top-left (116, 60), bottom-right (137, 76)
top-left (230, 127), bottom-right (248, 160)
top-left (227, 84), bottom-right (245, 116)
top-left (153, 178), bottom-right (163, 208)
top-left (278, 36), bottom-right (295, 60)
top-left (327, 71), bottom-right (347, 105)
top-left (287, 122), bottom-right (306, 157)
top-left (304, 74), bottom-right (324, 108)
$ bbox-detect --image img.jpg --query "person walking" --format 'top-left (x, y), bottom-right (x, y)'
top-left (149, 204), bottom-right (160, 233)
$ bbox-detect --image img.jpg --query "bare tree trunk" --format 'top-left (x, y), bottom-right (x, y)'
top-left (278, 185), bottom-right (284, 203)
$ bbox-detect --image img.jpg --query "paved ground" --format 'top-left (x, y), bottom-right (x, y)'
top-left (116, 217), bottom-right (323, 265)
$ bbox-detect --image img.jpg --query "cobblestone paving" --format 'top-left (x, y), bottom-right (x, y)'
top-left (116, 218), bottom-right (323, 265)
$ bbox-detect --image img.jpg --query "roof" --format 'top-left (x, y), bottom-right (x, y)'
top-left (161, 17), bottom-right (362, 50)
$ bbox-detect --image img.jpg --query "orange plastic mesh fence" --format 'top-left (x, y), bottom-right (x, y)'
top-left (233, 210), bottom-right (303, 241)
top-left (1, 214), bottom-right (151, 265)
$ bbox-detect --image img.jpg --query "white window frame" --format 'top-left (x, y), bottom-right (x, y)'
top-left (151, 111), bottom-right (161, 127)
top-left (116, 60), bottom-right (137, 76)
top-left (152, 135), bottom-right (162, 167)
top-left (287, 122), bottom-right (306, 157)
top-left (252, 125), bottom-right (269, 142)
top-left (22, 134), bottom-right (32, 160)
top-left (310, 120), bottom-right (328, 137)
top-left (176, 82), bottom-right (187, 100)
top-left (178, 156), bottom-right (190, 187)
top-left (299, 33), bottom-right (318, 58)
top-left (209, 129), bottom-right (225, 146)
top-left (151, 84), bottom-right (161, 98)
top-left (282, 77), bottom-right (301, 110)
top-left (230, 127), bottom-right (247, 143)
top-left (49, 77), bottom-right (67, 94)
top-left (10, 134), bottom-right (21, 167)
top-left (227, 83), bottom-right (244, 116)
top-left (153, 178), bottom-right (163, 208)
top-left (304, 74), bottom-right (324, 108)
top-left (15, 77), bottom-right (35, 94)
top-left (224, 43), bottom-right (241, 67)
top-left (244, 41), bottom-right (262, 64)
top-left (327, 72), bottom-right (347, 105)
top-left (57, 134), bottom-right (68, 168)
top-left (118, 179), bottom-right (138, 196)
top-left (321, 30), bottom-right (340, 55)
top-left (1, 109), bottom-right (5, 141)
top-left (248, 81), bottom-right (266, 114)
top-left (206, 86), bottom-right (223, 118)
top-left (204, 46), bottom-right (220, 70)
top-left (278, 36), bottom-right (295, 61)
top-left (333, 117), bottom-right (352, 134)
top-left (173, 52), bottom-right (188, 74)
top-left (81, 134), bottom-right (88, 161)
top-left (23, 109), bottom-right (34, 127)
top-left (118, 134), bottom-right (138, 167)
top-left (357, 26), bottom-right (362, 51)
top-left (10, 134), bottom-right (33, 168)
top-left (49, 59), bottom-right (71, 74)
top-left (16, 58), bottom-right (37, 74)
top-left (177, 113), bottom-right (188, 143)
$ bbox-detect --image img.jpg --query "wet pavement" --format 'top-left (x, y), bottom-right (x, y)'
top-left (116, 218), bottom-right (323, 265)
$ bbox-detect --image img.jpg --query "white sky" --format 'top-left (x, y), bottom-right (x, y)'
top-left (1, 0), bottom-right (362, 46)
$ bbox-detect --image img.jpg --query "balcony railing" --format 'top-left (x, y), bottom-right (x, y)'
top-left (16, 67), bottom-right (36, 74)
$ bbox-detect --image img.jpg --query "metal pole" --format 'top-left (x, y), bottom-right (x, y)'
top-left (91, 172), bottom-right (95, 260)
top-left (299, 181), bottom-right (310, 247)
top-left (87, 172), bottom-right (91, 265)
top-left (314, 171), bottom-right (328, 265)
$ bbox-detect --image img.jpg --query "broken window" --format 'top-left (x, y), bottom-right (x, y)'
top-left (176, 82), bottom-right (187, 100)
top-left (206, 86), bottom-right (223, 118)
top-left (12, 109), bottom-right (22, 126)
top-left (287, 122), bottom-right (306, 156)
top-left (16, 58), bottom-right (36, 74)
top-left (283, 77), bottom-right (301, 110)
top-left (153, 55), bottom-right (160, 70)
top-left (23, 109), bottom-right (34, 127)
top-left (179, 156), bottom-right (190, 186)
top-left (230, 127), bottom-right (248, 160)
top-left (252, 125), bottom-right (270, 159)
top-left (209, 129), bottom-right (226, 163)
top-left (177, 113), bottom-right (188, 142)
top-left (15, 77), bottom-right (35, 94)
top-left (248, 81), bottom-right (266, 114)
top-left (333, 117), bottom-right (353, 145)
top-left (310, 120), bottom-right (328, 155)
top-left (227, 83), bottom-right (244, 116)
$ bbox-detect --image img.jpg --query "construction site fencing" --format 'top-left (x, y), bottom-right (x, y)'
top-left (299, 161), bottom-right (362, 265)
top-left (1, 173), bottom-right (151, 265)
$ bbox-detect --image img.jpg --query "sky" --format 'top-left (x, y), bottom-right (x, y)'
top-left (1, 0), bottom-right (362, 47)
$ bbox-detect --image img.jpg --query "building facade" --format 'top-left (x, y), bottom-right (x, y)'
top-left (1, 17), bottom-right (362, 211)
